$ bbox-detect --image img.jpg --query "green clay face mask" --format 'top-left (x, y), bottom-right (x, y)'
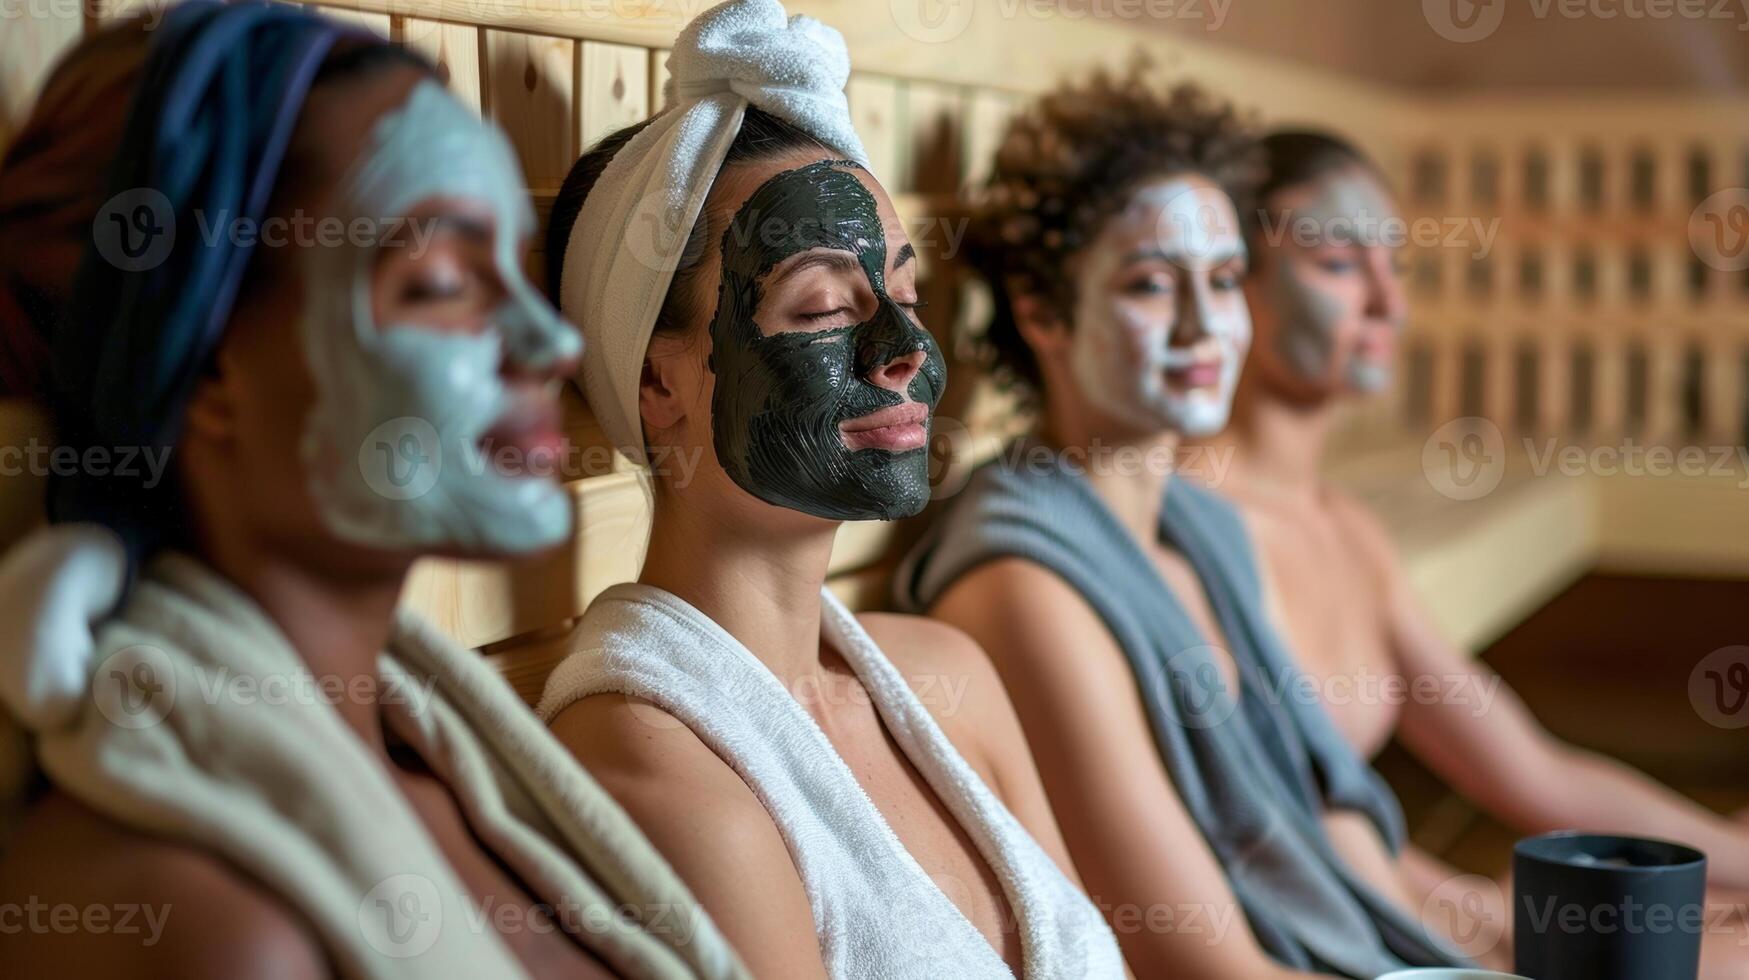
top-left (299, 80), bottom-right (582, 554)
top-left (707, 159), bottom-right (945, 522)
top-left (1267, 171), bottom-right (1405, 392)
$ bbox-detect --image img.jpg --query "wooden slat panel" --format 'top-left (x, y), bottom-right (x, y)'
top-left (847, 74), bottom-right (901, 189)
top-left (899, 81), bottom-right (965, 196)
top-left (649, 48), bottom-right (672, 112)
top-left (402, 469), bottom-right (649, 648)
top-left (402, 19), bottom-right (482, 113)
top-left (310, 4), bottom-right (391, 38)
top-left (483, 29), bottom-right (575, 192)
top-left (91, 0), bottom-right (159, 24)
top-left (577, 41), bottom-right (649, 153)
top-left (962, 88), bottom-right (1016, 189)
top-left (0, 0), bottom-right (81, 145)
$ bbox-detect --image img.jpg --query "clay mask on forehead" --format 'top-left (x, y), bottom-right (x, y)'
top-left (1268, 171), bottom-right (1405, 392)
top-left (299, 80), bottom-right (582, 553)
top-left (708, 159), bottom-right (945, 521)
top-left (1068, 179), bottom-right (1250, 437)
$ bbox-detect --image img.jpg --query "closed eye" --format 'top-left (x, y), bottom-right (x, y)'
top-left (802, 307), bottom-right (854, 321)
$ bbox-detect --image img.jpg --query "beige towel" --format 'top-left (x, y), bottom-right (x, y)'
top-left (0, 526), bottom-right (747, 980)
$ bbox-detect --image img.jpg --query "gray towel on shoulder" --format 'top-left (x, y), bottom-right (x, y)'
top-left (895, 439), bottom-right (1468, 977)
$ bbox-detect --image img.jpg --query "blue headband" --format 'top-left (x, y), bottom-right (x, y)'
top-left (50, 0), bottom-right (362, 558)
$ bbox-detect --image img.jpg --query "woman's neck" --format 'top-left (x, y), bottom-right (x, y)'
top-left (1037, 397), bottom-right (1180, 544)
top-left (1213, 369), bottom-right (1338, 503)
top-left (638, 486), bottom-right (839, 685)
top-left (198, 530), bottom-right (410, 756)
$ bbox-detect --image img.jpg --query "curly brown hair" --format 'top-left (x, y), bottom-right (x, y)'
top-left (965, 68), bottom-right (1262, 391)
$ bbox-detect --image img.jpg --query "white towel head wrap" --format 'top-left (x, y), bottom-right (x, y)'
top-left (560, 0), bottom-right (870, 467)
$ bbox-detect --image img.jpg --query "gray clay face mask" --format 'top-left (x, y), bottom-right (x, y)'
top-left (707, 159), bottom-right (945, 522)
top-left (1268, 172), bottom-right (1405, 392)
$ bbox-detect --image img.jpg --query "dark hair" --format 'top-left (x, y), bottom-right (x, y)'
top-left (545, 106), bottom-right (825, 337)
top-left (964, 69), bottom-right (1261, 391)
top-left (267, 41), bottom-right (437, 231)
top-left (1246, 129), bottom-right (1384, 243)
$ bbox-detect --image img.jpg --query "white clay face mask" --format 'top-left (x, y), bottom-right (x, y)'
top-left (1068, 178), bottom-right (1250, 437)
top-left (1267, 170), bottom-right (1405, 393)
top-left (299, 79), bottom-right (583, 554)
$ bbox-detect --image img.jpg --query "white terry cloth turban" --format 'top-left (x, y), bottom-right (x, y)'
top-left (560, 0), bottom-right (871, 467)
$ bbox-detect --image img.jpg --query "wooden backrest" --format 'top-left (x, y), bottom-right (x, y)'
top-left (0, 0), bottom-right (1468, 699)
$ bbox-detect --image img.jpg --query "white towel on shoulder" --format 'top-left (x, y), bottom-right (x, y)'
top-left (0, 526), bottom-right (748, 980)
top-left (539, 584), bottom-right (1127, 979)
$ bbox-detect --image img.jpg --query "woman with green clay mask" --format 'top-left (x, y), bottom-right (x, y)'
top-left (540, 5), bottom-right (1123, 977)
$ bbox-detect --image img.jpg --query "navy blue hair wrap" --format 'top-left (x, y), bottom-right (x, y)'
top-left (50, 1), bottom-right (364, 561)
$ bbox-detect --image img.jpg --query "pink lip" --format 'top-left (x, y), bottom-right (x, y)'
top-left (1166, 360), bottom-right (1224, 389)
top-left (840, 402), bottom-right (929, 452)
top-left (480, 399), bottom-right (567, 473)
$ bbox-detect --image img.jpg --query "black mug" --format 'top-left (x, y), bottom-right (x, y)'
top-left (1513, 832), bottom-right (1707, 980)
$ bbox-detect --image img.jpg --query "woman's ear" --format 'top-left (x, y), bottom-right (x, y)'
top-left (1011, 289), bottom-right (1070, 358)
top-left (638, 350), bottom-right (688, 433)
top-left (181, 363), bottom-right (240, 447)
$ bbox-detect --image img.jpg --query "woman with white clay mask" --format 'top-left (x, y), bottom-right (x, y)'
top-left (538, 3), bottom-right (1124, 978)
top-left (896, 75), bottom-right (1477, 977)
top-left (0, 6), bottom-right (741, 978)
top-left (1190, 130), bottom-right (1749, 979)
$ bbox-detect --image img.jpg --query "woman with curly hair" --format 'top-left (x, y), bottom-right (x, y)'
top-left (895, 70), bottom-right (1476, 977)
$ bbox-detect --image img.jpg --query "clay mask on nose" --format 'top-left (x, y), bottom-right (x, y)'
top-left (299, 80), bottom-right (583, 553)
top-left (708, 159), bottom-right (945, 521)
top-left (1268, 173), bottom-right (1405, 391)
top-left (1068, 179), bottom-right (1250, 437)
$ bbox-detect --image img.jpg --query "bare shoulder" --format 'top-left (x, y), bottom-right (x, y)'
top-left (546, 695), bottom-right (825, 977)
top-left (548, 693), bottom-right (767, 829)
top-left (0, 789), bottom-right (327, 979)
top-left (930, 554), bottom-right (1111, 657)
top-left (857, 611), bottom-right (992, 681)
